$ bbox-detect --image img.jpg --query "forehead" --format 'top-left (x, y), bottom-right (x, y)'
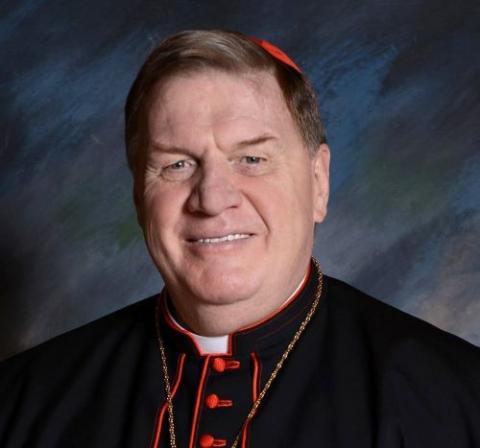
top-left (147, 69), bottom-right (301, 146)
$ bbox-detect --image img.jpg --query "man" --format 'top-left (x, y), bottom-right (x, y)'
top-left (1, 29), bottom-right (479, 448)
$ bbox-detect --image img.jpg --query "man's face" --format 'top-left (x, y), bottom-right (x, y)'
top-left (138, 69), bottom-right (329, 313)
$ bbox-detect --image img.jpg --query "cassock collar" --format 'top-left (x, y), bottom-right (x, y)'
top-left (156, 259), bottom-right (324, 357)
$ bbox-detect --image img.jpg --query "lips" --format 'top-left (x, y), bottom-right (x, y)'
top-left (187, 233), bottom-right (253, 244)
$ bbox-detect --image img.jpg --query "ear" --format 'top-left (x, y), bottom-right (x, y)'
top-left (311, 143), bottom-right (330, 223)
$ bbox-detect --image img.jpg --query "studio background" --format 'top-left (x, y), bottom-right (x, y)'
top-left (1, 0), bottom-right (479, 360)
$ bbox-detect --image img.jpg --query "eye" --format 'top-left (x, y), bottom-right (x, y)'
top-left (161, 159), bottom-right (197, 180)
top-left (234, 154), bottom-right (271, 176)
top-left (242, 156), bottom-right (264, 164)
top-left (167, 160), bottom-right (190, 170)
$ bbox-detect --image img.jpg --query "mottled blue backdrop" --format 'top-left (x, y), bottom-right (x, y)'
top-left (1, 0), bottom-right (479, 359)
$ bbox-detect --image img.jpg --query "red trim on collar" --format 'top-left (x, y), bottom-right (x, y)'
top-left (234, 262), bottom-right (312, 334)
top-left (159, 261), bottom-right (312, 356)
top-left (161, 294), bottom-right (233, 356)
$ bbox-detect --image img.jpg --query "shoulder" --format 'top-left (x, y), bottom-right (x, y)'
top-left (0, 296), bottom-right (160, 446)
top-left (323, 275), bottom-right (480, 394)
top-left (324, 275), bottom-right (480, 363)
top-left (0, 295), bottom-right (157, 393)
top-left (2, 295), bottom-right (156, 357)
top-left (324, 276), bottom-right (480, 443)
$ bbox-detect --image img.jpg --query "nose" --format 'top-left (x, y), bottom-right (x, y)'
top-left (186, 158), bottom-right (242, 216)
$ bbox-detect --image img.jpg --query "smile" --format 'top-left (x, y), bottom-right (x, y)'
top-left (191, 233), bottom-right (252, 244)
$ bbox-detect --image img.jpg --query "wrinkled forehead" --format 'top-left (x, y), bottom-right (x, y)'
top-left (151, 66), bottom-right (279, 101)
top-left (146, 69), bottom-right (296, 145)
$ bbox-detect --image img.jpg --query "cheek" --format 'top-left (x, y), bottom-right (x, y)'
top-left (142, 187), bottom-right (186, 236)
top-left (265, 180), bottom-right (315, 235)
top-left (258, 168), bottom-right (312, 210)
top-left (245, 180), bottom-right (296, 230)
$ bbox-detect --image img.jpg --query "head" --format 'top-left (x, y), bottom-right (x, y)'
top-left (125, 30), bottom-right (330, 332)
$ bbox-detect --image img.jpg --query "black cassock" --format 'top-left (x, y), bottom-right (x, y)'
top-left (1, 261), bottom-right (480, 447)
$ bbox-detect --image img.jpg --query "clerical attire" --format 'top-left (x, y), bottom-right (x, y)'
top-left (1, 261), bottom-right (480, 447)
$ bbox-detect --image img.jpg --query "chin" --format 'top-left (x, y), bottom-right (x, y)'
top-left (183, 265), bottom-right (261, 305)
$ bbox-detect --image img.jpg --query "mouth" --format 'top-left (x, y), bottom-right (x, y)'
top-left (187, 233), bottom-right (253, 244)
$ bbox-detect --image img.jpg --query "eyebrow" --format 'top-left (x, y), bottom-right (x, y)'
top-left (149, 134), bottom-right (278, 155)
top-left (148, 141), bottom-right (195, 156)
top-left (234, 134), bottom-right (278, 149)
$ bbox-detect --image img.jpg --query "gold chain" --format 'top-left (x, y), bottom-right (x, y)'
top-left (155, 258), bottom-right (323, 448)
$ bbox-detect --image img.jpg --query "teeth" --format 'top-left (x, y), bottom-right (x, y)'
top-left (196, 233), bottom-right (250, 244)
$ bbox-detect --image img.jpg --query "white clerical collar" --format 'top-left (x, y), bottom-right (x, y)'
top-left (166, 268), bottom-right (310, 354)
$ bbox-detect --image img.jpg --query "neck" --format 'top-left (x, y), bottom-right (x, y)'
top-left (166, 262), bottom-right (311, 337)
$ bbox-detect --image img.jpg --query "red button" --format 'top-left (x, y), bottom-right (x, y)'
top-left (205, 393), bottom-right (233, 409)
top-left (212, 357), bottom-right (240, 372)
top-left (199, 434), bottom-right (214, 447)
top-left (205, 393), bottom-right (219, 409)
top-left (212, 357), bottom-right (226, 372)
top-left (199, 434), bottom-right (227, 447)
